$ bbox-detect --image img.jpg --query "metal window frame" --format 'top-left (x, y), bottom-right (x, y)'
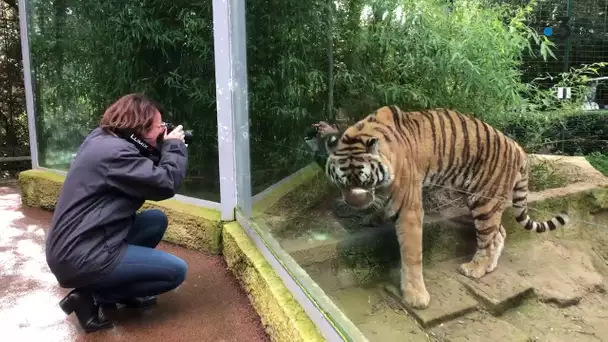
top-left (17, 0), bottom-right (39, 169)
top-left (212, 0), bottom-right (252, 221)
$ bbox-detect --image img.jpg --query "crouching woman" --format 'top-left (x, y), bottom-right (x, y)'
top-left (44, 93), bottom-right (189, 333)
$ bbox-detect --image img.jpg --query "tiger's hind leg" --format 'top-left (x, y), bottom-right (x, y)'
top-left (458, 197), bottom-right (508, 279)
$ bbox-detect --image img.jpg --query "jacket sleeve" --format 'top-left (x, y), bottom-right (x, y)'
top-left (104, 140), bottom-right (189, 201)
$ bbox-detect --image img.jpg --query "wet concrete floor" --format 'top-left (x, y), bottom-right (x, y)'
top-left (0, 183), bottom-right (270, 341)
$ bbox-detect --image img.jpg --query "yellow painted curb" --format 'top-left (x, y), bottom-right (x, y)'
top-left (222, 221), bottom-right (326, 342)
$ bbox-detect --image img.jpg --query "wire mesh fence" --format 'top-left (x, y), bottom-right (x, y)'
top-left (514, 0), bottom-right (608, 107)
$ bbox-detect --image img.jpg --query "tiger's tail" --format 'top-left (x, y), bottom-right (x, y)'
top-left (511, 163), bottom-right (569, 233)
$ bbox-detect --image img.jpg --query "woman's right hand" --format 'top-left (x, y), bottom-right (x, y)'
top-left (165, 125), bottom-right (185, 143)
top-left (312, 121), bottom-right (339, 137)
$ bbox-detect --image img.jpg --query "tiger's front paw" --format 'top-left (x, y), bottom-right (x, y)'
top-left (402, 282), bottom-right (430, 310)
top-left (458, 256), bottom-right (492, 279)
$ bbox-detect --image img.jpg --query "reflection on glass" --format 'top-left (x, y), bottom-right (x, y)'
top-left (26, 0), bottom-right (220, 201)
top-left (1, 1), bottom-right (29, 177)
top-left (247, 0), bottom-right (608, 340)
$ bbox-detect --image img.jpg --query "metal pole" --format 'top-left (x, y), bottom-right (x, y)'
top-left (564, 0), bottom-right (572, 72)
top-left (17, 0), bottom-right (40, 169)
top-left (327, 0), bottom-right (334, 120)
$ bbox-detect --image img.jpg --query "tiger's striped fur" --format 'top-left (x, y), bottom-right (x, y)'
top-left (323, 105), bottom-right (569, 310)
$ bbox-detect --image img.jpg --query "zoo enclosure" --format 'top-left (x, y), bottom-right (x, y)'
top-left (6, 0), bottom-right (608, 340)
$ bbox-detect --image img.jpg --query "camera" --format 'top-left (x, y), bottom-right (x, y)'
top-left (165, 122), bottom-right (193, 145)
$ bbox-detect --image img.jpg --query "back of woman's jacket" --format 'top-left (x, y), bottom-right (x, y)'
top-left (45, 127), bottom-right (188, 288)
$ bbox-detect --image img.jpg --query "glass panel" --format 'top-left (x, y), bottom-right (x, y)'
top-left (1, 1), bottom-right (30, 179)
top-left (245, 0), bottom-right (608, 340)
top-left (244, 0), bottom-right (366, 338)
top-left (246, 1), bottom-right (331, 195)
top-left (25, 0), bottom-right (220, 201)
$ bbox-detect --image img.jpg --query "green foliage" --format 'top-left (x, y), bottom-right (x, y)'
top-left (502, 62), bottom-right (608, 157)
top-left (0, 1), bottom-right (28, 158)
top-left (332, 0), bottom-right (554, 125)
top-left (21, 0), bottom-right (608, 198)
top-left (586, 152), bottom-right (608, 177)
top-left (528, 159), bottom-right (569, 192)
top-left (521, 62), bottom-right (608, 113)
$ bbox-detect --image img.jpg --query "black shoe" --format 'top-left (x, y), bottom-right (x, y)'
top-left (120, 296), bottom-right (157, 308)
top-left (99, 296), bottom-right (157, 309)
top-left (58, 289), bottom-right (114, 333)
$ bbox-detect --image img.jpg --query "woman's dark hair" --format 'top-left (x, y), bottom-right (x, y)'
top-left (99, 93), bottom-right (164, 136)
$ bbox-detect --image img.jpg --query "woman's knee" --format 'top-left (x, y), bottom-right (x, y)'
top-left (169, 255), bottom-right (188, 285)
top-left (140, 209), bottom-right (168, 232)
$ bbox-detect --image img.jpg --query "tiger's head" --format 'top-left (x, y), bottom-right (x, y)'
top-left (324, 125), bottom-right (394, 210)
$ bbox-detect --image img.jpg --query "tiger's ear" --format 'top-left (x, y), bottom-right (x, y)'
top-left (324, 132), bottom-right (340, 154)
top-left (366, 137), bottom-right (380, 154)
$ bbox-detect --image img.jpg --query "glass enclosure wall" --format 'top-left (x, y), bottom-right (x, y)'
top-left (23, 0), bottom-right (220, 202)
top-left (242, 0), bottom-right (608, 340)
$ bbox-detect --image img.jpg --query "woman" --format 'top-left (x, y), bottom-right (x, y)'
top-left (45, 93), bottom-right (189, 333)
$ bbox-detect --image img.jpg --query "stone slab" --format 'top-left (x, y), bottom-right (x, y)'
top-left (328, 286), bottom-right (429, 341)
top-left (518, 240), bottom-right (605, 307)
top-left (444, 239), bottom-right (605, 314)
top-left (430, 311), bottom-right (530, 342)
top-left (451, 259), bottom-right (535, 315)
top-left (382, 268), bottom-right (479, 328)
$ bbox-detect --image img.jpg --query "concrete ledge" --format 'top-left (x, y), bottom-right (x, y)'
top-left (17, 169), bottom-right (222, 254)
top-left (19, 168), bottom-right (65, 210)
top-left (222, 222), bottom-right (325, 342)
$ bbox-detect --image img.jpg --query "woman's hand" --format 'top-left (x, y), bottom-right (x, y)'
top-left (165, 125), bottom-right (185, 143)
top-left (312, 121), bottom-right (339, 137)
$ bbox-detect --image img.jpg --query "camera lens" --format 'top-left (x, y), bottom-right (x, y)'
top-left (184, 130), bottom-right (193, 145)
top-left (163, 122), bottom-right (193, 145)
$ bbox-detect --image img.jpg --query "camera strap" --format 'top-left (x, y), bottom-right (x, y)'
top-left (122, 133), bottom-right (162, 165)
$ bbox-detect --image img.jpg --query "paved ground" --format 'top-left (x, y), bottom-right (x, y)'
top-left (0, 183), bottom-right (270, 342)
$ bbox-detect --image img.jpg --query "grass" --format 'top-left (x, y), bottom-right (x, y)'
top-left (528, 159), bottom-right (570, 192)
top-left (586, 152), bottom-right (608, 177)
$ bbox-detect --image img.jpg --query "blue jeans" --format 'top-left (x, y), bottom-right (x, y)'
top-left (84, 209), bottom-right (188, 302)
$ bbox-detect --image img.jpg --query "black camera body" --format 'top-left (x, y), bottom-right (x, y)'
top-left (165, 122), bottom-right (193, 145)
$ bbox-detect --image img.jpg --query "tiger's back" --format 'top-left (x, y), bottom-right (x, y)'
top-left (323, 105), bottom-right (569, 310)
top-left (390, 107), bottom-right (525, 197)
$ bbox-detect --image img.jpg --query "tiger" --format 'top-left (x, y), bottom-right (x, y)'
top-left (320, 105), bottom-right (569, 310)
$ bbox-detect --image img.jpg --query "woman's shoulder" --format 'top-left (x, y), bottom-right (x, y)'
top-left (76, 127), bottom-right (139, 161)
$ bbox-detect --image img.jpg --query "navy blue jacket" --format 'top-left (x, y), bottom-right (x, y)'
top-left (45, 127), bottom-right (188, 288)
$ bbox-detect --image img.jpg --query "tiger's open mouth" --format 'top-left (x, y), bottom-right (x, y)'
top-left (342, 187), bottom-right (375, 210)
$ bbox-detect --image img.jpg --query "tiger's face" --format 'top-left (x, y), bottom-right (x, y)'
top-left (324, 131), bottom-right (394, 210)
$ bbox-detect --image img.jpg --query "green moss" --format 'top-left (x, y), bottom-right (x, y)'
top-left (222, 222), bottom-right (325, 342)
top-left (20, 169), bottom-right (66, 183)
top-left (18, 169), bottom-right (65, 210)
top-left (502, 186), bottom-right (608, 244)
top-left (149, 198), bottom-right (221, 221)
